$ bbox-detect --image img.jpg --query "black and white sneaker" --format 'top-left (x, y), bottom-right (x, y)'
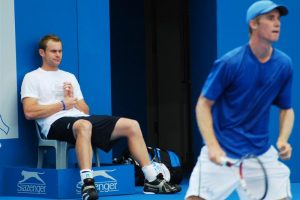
top-left (143, 173), bottom-right (180, 194)
top-left (81, 178), bottom-right (99, 200)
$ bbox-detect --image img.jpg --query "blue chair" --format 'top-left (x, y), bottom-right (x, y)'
top-left (35, 122), bottom-right (100, 169)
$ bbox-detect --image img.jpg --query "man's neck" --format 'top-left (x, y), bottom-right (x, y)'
top-left (249, 38), bottom-right (273, 63)
top-left (41, 65), bottom-right (59, 71)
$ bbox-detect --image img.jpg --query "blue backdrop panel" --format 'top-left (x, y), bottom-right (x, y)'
top-left (4, 165), bottom-right (134, 198)
top-left (0, 168), bottom-right (3, 195)
top-left (15, 0), bottom-right (79, 75)
top-left (77, 0), bottom-right (112, 162)
top-left (217, 0), bottom-right (299, 182)
top-left (5, 0), bottom-right (79, 167)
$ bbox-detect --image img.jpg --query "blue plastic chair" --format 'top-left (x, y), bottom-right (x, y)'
top-left (35, 122), bottom-right (100, 169)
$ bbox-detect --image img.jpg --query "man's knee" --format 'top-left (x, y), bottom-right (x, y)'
top-left (111, 118), bottom-right (143, 140)
top-left (128, 119), bottom-right (140, 132)
top-left (120, 118), bottom-right (141, 136)
top-left (73, 119), bottom-right (92, 137)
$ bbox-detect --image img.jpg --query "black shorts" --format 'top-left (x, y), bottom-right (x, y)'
top-left (47, 115), bottom-right (120, 152)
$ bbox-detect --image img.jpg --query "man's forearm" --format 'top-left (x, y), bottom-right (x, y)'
top-left (196, 96), bottom-right (219, 148)
top-left (24, 101), bottom-right (63, 120)
top-left (278, 108), bottom-right (294, 143)
top-left (75, 100), bottom-right (89, 115)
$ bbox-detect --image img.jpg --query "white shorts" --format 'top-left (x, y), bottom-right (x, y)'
top-left (185, 146), bottom-right (291, 200)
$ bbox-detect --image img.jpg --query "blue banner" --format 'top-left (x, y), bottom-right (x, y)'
top-left (3, 164), bottom-right (134, 198)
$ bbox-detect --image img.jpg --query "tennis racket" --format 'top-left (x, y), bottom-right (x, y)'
top-left (220, 155), bottom-right (268, 200)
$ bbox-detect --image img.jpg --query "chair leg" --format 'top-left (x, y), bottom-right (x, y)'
top-left (93, 147), bottom-right (100, 167)
top-left (55, 142), bottom-right (68, 169)
top-left (37, 148), bottom-right (44, 168)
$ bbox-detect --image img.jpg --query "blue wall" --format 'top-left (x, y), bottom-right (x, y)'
top-left (217, 0), bottom-right (300, 183)
top-left (77, 0), bottom-right (112, 115)
top-left (0, 0), bottom-right (112, 168)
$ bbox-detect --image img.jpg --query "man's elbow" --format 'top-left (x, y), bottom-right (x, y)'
top-left (197, 96), bottom-right (214, 109)
top-left (281, 108), bottom-right (294, 114)
top-left (85, 107), bottom-right (90, 115)
top-left (81, 104), bottom-right (89, 115)
top-left (24, 111), bottom-right (35, 120)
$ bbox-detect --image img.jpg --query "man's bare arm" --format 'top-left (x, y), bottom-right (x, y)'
top-left (277, 108), bottom-right (294, 160)
top-left (22, 97), bottom-right (63, 120)
top-left (75, 99), bottom-right (89, 115)
top-left (196, 95), bottom-right (225, 164)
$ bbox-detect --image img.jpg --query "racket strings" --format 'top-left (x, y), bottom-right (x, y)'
top-left (225, 156), bottom-right (268, 200)
top-left (241, 157), bottom-right (268, 200)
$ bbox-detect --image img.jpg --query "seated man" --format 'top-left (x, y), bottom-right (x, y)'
top-left (21, 34), bottom-right (180, 200)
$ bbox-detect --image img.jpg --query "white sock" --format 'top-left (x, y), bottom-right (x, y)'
top-left (80, 169), bottom-right (93, 183)
top-left (142, 163), bottom-right (158, 182)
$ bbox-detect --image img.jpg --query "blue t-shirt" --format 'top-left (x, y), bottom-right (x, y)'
top-left (202, 44), bottom-right (293, 158)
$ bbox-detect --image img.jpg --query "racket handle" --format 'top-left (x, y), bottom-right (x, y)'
top-left (240, 179), bottom-right (246, 188)
top-left (219, 157), bottom-right (233, 167)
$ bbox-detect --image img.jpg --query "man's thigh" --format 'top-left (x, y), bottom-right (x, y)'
top-left (185, 146), bottom-right (239, 200)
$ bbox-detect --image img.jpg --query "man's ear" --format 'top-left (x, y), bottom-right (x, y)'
top-left (39, 49), bottom-right (45, 57)
top-left (250, 20), bottom-right (258, 30)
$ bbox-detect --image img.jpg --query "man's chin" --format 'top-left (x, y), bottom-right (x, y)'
top-left (271, 36), bottom-right (280, 42)
top-left (52, 63), bottom-right (61, 68)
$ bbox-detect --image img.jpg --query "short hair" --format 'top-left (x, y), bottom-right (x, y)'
top-left (38, 34), bottom-right (62, 51)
